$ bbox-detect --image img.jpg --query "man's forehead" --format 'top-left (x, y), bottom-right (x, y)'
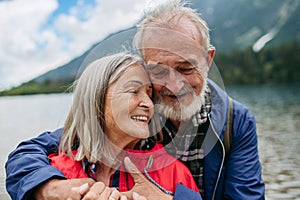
top-left (144, 46), bottom-right (207, 69)
top-left (135, 27), bottom-right (206, 57)
top-left (145, 51), bottom-right (197, 65)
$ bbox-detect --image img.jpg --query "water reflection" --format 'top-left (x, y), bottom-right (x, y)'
top-left (227, 83), bottom-right (300, 200)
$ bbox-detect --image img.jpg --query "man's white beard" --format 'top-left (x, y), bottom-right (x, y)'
top-left (155, 83), bottom-right (207, 121)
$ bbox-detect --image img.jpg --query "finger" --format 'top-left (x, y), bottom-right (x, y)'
top-left (124, 157), bottom-right (141, 174)
top-left (90, 182), bottom-right (106, 194)
top-left (120, 195), bottom-right (128, 200)
top-left (82, 182), bottom-right (105, 200)
top-left (120, 191), bottom-right (133, 200)
top-left (71, 178), bottom-right (95, 187)
top-left (132, 192), bottom-right (147, 200)
top-left (67, 186), bottom-right (85, 200)
top-left (108, 188), bottom-right (120, 200)
top-left (124, 157), bottom-right (148, 184)
top-left (82, 191), bottom-right (98, 200)
top-left (78, 178), bottom-right (96, 186)
top-left (120, 191), bottom-right (147, 200)
top-left (78, 183), bottom-right (90, 195)
top-left (67, 183), bottom-right (90, 200)
top-left (98, 186), bottom-right (112, 200)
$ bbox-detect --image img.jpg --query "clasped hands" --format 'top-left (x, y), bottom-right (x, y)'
top-left (35, 157), bottom-right (172, 200)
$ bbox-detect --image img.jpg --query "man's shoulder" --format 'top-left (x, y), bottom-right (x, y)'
top-left (37, 128), bottom-right (63, 140)
top-left (208, 80), bottom-right (252, 117)
top-left (230, 98), bottom-right (254, 119)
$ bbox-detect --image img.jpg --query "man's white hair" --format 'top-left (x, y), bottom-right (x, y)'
top-left (135, 0), bottom-right (212, 51)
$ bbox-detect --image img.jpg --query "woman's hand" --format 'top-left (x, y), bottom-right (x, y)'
top-left (68, 181), bottom-right (147, 200)
top-left (121, 157), bottom-right (172, 200)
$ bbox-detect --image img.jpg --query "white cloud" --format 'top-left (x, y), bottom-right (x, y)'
top-left (0, 0), bottom-right (168, 90)
top-left (0, 0), bottom-right (60, 89)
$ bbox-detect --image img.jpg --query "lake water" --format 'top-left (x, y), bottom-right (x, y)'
top-left (0, 84), bottom-right (299, 200)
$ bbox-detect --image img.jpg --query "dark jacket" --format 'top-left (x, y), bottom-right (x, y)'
top-left (5, 80), bottom-right (265, 200)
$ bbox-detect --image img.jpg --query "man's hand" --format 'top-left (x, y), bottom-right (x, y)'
top-left (35, 178), bottom-right (146, 200)
top-left (121, 157), bottom-right (173, 200)
top-left (35, 178), bottom-right (95, 200)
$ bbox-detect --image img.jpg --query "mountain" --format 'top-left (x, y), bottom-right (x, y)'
top-left (33, 27), bottom-right (137, 83)
top-left (193, 0), bottom-right (300, 51)
top-left (2, 0), bottom-right (299, 95)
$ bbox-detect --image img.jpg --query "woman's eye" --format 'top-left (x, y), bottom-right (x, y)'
top-left (127, 89), bottom-right (138, 93)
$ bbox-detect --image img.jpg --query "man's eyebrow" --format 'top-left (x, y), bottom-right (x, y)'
top-left (175, 58), bottom-right (197, 66)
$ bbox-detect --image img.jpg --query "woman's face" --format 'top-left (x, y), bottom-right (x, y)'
top-left (105, 64), bottom-right (154, 147)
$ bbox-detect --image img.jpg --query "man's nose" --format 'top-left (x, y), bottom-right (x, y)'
top-left (165, 70), bottom-right (185, 94)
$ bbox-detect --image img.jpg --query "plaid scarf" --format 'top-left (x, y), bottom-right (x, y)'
top-left (151, 86), bottom-right (211, 196)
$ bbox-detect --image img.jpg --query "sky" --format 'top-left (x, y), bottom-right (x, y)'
top-left (0, 0), bottom-right (168, 91)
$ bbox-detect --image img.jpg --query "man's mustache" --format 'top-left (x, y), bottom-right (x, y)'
top-left (159, 86), bottom-right (194, 97)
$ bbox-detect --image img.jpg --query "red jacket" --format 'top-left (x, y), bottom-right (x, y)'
top-left (49, 143), bottom-right (199, 194)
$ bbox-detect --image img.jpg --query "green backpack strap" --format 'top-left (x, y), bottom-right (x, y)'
top-left (223, 96), bottom-right (233, 160)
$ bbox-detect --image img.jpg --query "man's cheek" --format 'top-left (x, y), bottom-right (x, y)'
top-left (152, 84), bottom-right (162, 95)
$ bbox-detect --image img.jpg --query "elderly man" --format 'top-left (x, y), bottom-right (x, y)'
top-left (6, 0), bottom-right (264, 199)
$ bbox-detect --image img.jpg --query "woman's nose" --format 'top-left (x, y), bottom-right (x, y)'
top-left (139, 93), bottom-right (154, 110)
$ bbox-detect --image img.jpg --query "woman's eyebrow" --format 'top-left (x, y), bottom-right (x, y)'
top-left (123, 80), bottom-right (143, 87)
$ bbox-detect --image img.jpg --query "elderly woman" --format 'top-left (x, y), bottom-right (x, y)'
top-left (48, 53), bottom-right (199, 200)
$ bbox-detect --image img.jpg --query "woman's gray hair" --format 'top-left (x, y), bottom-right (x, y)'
top-left (59, 52), bottom-right (143, 163)
top-left (135, 0), bottom-right (211, 52)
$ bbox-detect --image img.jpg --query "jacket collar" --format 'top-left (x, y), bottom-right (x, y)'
top-left (207, 79), bottom-right (228, 139)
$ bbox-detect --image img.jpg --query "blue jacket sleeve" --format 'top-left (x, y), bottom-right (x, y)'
top-left (5, 129), bottom-right (65, 200)
top-left (173, 184), bottom-right (202, 200)
top-left (224, 102), bottom-right (265, 199)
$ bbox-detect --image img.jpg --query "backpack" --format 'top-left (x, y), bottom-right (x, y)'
top-left (223, 96), bottom-right (233, 159)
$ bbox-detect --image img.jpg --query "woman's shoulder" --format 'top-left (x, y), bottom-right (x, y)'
top-left (49, 150), bottom-right (88, 179)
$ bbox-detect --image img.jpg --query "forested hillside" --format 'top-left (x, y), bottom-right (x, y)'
top-left (2, 41), bottom-right (299, 96)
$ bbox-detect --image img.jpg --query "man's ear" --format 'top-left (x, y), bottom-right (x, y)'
top-left (207, 46), bottom-right (216, 69)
